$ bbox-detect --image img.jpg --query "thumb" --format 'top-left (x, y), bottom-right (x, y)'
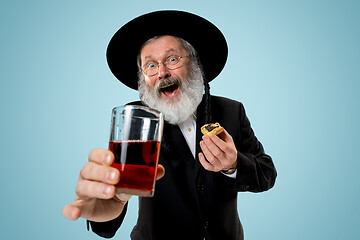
top-left (219, 127), bottom-right (233, 143)
top-left (62, 202), bottom-right (81, 221)
top-left (62, 197), bottom-right (90, 221)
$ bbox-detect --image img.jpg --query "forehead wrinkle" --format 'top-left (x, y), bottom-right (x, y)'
top-left (142, 48), bottom-right (180, 61)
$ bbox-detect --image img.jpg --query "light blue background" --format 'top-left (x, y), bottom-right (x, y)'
top-left (1, 0), bottom-right (359, 239)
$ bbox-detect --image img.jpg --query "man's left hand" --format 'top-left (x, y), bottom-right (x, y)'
top-left (198, 126), bottom-right (237, 172)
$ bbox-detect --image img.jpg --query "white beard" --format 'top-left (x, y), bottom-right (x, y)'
top-left (138, 62), bottom-right (204, 125)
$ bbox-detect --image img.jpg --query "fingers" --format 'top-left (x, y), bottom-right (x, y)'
top-left (76, 179), bottom-right (116, 199)
top-left (198, 152), bottom-right (217, 171)
top-left (201, 134), bottom-right (226, 157)
top-left (88, 149), bottom-right (114, 166)
top-left (80, 161), bottom-right (120, 185)
top-left (199, 126), bottom-right (237, 172)
top-left (209, 128), bottom-right (234, 153)
top-left (76, 149), bottom-right (119, 200)
top-left (156, 164), bottom-right (165, 180)
top-left (63, 149), bottom-right (124, 222)
top-left (200, 137), bottom-right (222, 166)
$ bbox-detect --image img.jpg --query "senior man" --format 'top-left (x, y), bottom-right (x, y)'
top-left (63, 10), bottom-right (277, 240)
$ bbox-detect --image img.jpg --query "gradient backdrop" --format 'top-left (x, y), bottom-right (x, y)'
top-left (1, 0), bottom-right (359, 239)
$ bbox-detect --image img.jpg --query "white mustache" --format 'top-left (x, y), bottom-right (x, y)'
top-left (156, 77), bottom-right (182, 91)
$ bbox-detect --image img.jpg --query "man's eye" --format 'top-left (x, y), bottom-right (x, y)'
top-left (168, 56), bottom-right (178, 63)
top-left (147, 62), bottom-right (157, 69)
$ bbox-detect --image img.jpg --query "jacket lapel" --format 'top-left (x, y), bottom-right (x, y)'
top-left (161, 122), bottom-right (195, 165)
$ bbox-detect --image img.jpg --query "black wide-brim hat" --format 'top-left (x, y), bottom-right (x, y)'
top-left (106, 10), bottom-right (228, 90)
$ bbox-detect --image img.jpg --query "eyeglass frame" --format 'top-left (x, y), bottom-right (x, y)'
top-left (141, 55), bottom-right (190, 77)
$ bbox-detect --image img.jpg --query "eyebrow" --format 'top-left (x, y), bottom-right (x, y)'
top-left (143, 49), bottom-right (177, 61)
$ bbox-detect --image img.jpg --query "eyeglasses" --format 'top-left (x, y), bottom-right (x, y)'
top-left (141, 55), bottom-right (189, 76)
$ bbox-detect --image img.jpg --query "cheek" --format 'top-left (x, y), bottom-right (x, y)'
top-left (144, 77), bottom-right (155, 88)
top-left (175, 65), bottom-right (189, 79)
top-left (144, 76), bottom-right (156, 88)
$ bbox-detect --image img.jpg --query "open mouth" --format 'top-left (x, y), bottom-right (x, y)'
top-left (158, 79), bottom-right (181, 98)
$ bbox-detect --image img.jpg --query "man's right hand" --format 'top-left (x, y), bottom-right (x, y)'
top-left (62, 149), bottom-right (165, 223)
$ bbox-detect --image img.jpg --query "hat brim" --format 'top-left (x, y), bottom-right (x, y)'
top-left (106, 10), bottom-right (228, 90)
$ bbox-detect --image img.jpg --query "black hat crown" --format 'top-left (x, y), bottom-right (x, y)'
top-left (106, 10), bottom-right (228, 90)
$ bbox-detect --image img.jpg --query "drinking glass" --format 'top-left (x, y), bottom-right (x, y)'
top-left (109, 105), bottom-right (163, 197)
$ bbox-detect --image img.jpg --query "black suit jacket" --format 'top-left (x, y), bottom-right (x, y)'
top-left (89, 95), bottom-right (277, 240)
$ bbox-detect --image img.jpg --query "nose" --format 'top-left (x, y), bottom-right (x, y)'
top-left (157, 62), bottom-right (170, 79)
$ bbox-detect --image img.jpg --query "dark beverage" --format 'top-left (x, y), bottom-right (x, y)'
top-left (109, 140), bottom-right (160, 196)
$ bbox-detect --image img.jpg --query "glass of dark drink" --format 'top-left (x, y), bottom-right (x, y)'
top-left (109, 105), bottom-right (163, 197)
